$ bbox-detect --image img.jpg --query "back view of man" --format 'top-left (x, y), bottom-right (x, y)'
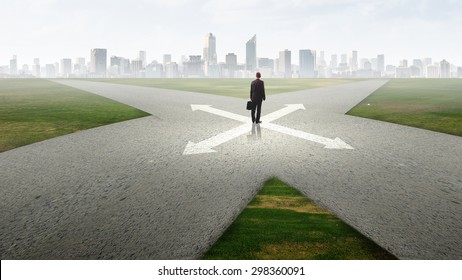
top-left (250, 72), bottom-right (266, 124)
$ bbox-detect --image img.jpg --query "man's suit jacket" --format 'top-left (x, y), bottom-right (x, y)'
top-left (250, 79), bottom-right (266, 102)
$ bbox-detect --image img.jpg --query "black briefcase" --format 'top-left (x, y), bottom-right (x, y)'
top-left (246, 101), bottom-right (253, 110)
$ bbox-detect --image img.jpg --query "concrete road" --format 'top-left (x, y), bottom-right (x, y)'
top-left (0, 79), bottom-right (461, 259)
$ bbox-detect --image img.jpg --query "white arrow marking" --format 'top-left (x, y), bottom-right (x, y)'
top-left (183, 123), bottom-right (250, 155)
top-left (185, 104), bottom-right (354, 154)
top-left (191, 104), bottom-right (248, 123)
top-left (260, 123), bottom-right (354, 150)
top-left (262, 104), bottom-right (306, 123)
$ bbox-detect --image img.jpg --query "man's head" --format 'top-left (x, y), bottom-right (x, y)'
top-left (256, 72), bottom-right (261, 79)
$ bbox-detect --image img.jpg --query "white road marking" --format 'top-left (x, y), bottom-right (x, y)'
top-left (262, 104), bottom-right (306, 122)
top-left (261, 123), bottom-right (354, 150)
top-left (185, 104), bottom-right (354, 154)
top-left (183, 124), bottom-right (250, 155)
top-left (191, 104), bottom-right (248, 122)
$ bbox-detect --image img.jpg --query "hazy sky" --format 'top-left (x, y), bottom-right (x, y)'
top-left (1, 0), bottom-right (461, 66)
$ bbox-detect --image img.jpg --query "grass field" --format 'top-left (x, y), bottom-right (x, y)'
top-left (347, 79), bottom-right (462, 137)
top-left (0, 79), bottom-right (150, 152)
top-left (89, 78), bottom-right (355, 99)
top-left (203, 178), bottom-right (396, 260)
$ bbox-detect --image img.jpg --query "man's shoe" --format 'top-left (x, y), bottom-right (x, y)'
top-left (256, 121), bottom-right (262, 124)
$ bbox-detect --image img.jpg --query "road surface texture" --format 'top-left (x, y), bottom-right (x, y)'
top-left (1, 79), bottom-right (461, 259)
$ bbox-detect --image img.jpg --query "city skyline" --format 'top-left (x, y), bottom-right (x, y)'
top-left (3, 41), bottom-right (461, 79)
top-left (1, 0), bottom-right (461, 66)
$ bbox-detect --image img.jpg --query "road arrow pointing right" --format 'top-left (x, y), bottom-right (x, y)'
top-left (262, 104), bottom-right (306, 123)
top-left (261, 122), bottom-right (354, 150)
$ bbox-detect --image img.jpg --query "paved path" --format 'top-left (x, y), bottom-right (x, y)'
top-left (1, 80), bottom-right (461, 259)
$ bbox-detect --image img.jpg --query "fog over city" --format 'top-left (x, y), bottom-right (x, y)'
top-left (1, 0), bottom-right (461, 75)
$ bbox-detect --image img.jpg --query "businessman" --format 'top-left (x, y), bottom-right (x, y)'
top-left (250, 72), bottom-right (266, 124)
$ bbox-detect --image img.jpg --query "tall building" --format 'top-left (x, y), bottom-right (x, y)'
top-left (131, 60), bottom-right (144, 77)
top-left (10, 55), bottom-right (17, 75)
top-left (60, 58), bottom-right (72, 77)
top-left (203, 33), bottom-right (217, 76)
top-left (377, 54), bottom-right (385, 74)
top-left (90, 48), bottom-right (107, 76)
top-left (109, 56), bottom-right (122, 76)
top-left (138, 51), bottom-right (147, 68)
top-left (399, 59), bottom-right (408, 67)
top-left (330, 54), bottom-right (338, 69)
top-left (163, 54), bottom-right (171, 66)
top-left (146, 61), bottom-right (163, 78)
top-left (184, 55), bottom-right (203, 77)
top-left (440, 60), bottom-right (450, 78)
top-left (299, 49), bottom-right (316, 78)
top-left (165, 62), bottom-right (179, 78)
top-left (426, 64), bottom-right (439, 78)
top-left (317, 51), bottom-right (327, 66)
top-left (45, 64), bottom-right (56, 78)
top-left (458, 67), bottom-right (462, 78)
top-left (33, 58), bottom-right (40, 77)
top-left (246, 35), bottom-right (257, 72)
top-left (350, 51), bottom-right (358, 71)
top-left (225, 53), bottom-right (237, 78)
top-left (203, 33), bottom-right (217, 65)
top-left (279, 49), bottom-right (291, 78)
top-left (74, 57), bottom-right (86, 75)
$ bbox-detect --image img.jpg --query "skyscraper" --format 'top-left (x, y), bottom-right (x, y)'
top-left (203, 33), bottom-right (217, 76)
top-left (75, 57), bottom-right (86, 74)
top-left (440, 60), bottom-right (450, 78)
top-left (10, 55), bottom-right (17, 75)
top-left (225, 53), bottom-right (237, 78)
top-left (330, 54), bottom-right (338, 69)
top-left (60, 58), bottom-right (72, 77)
top-left (377, 54), bottom-right (385, 75)
top-left (33, 58), bottom-right (40, 77)
top-left (279, 49), bottom-right (291, 78)
top-left (350, 51), bottom-right (358, 71)
top-left (138, 51), bottom-right (147, 68)
top-left (163, 54), bottom-right (171, 66)
top-left (203, 33), bottom-right (217, 65)
top-left (246, 35), bottom-right (257, 72)
top-left (299, 49), bottom-right (316, 78)
top-left (90, 48), bottom-right (107, 76)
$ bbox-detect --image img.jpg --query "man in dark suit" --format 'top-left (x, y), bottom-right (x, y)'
top-left (250, 72), bottom-right (266, 124)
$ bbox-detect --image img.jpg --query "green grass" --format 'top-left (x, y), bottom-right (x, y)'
top-left (88, 78), bottom-right (355, 99)
top-left (203, 178), bottom-right (396, 260)
top-left (0, 79), bottom-right (150, 152)
top-left (347, 79), bottom-right (462, 136)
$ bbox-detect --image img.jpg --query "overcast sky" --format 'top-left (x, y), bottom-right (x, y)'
top-left (1, 0), bottom-right (461, 66)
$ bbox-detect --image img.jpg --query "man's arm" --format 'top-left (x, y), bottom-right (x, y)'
top-left (262, 81), bottom-right (266, 100)
top-left (250, 80), bottom-right (254, 100)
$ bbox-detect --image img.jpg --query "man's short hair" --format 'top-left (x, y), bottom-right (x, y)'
top-left (256, 72), bottom-right (261, 78)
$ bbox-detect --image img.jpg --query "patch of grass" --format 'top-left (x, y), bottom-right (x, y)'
top-left (203, 178), bottom-right (396, 260)
top-left (0, 79), bottom-right (150, 152)
top-left (87, 78), bottom-right (356, 99)
top-left (347, 79), bottom-right (462, 136)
